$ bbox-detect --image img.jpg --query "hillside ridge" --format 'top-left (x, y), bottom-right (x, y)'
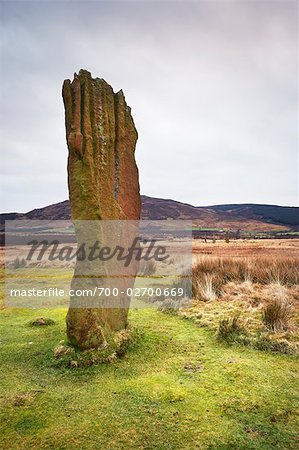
top-left (1, 196), bottom-right (298, 231)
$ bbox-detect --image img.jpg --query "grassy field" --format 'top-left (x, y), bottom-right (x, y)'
top-left (0, 306), bottom-right (298, 450)
top-left (1, 240), bottom-right (298, 449)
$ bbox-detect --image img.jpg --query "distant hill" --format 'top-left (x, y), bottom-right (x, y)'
top-left (208, 204), bottom-right (299, 226)
top-left (1, 195), bottom-right (298, 232)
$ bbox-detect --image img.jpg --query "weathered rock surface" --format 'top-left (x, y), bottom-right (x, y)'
top-left (62, 70), bottom-right (141, 350)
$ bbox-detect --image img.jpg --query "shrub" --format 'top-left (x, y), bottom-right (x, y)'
top-left (262, 299), bottom-right (293, 332)
top-left (253, 334), bottom-right (295, 355)
top-left (158, 298), bottom-right (178, 314)
top-left (13, 257), bottom-right (27, 269)
top-left (217, 315), bottom-right (246, 343)
top-left (139, 260), bottom-right (157, 276)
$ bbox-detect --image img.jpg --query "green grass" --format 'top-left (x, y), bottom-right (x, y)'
top-left (0, 307), bottom-right (298, 450)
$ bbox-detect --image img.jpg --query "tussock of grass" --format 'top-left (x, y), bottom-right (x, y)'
top-left (215, 313), bottom-right (297, 355)
top-left (197, 274), bottom-right (217, 301)
top-left (28, 317), bottom-right (56, 327)
top-left (262, 299), bottom-right (293, 332)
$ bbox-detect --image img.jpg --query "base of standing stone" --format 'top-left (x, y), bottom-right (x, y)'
top-left (53, 326), bottom-right (142, 368)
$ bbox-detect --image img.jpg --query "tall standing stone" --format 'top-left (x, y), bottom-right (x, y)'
top-left (62, 70), bottom-right (141, 350)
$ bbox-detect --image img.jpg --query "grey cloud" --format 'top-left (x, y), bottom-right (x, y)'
top-left (1, 0), bottom-right (297, 212)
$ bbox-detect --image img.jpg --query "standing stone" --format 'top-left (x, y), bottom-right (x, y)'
top-left (62, 70), bottom-right (141, 350)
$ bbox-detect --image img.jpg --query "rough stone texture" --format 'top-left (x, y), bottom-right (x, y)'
top-left (62, 70), bottom-right (141, 350)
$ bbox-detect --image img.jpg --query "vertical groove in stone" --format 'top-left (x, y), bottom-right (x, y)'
top-left (113, 94), bottom-right (119, 201)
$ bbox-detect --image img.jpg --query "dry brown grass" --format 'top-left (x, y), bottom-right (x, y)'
top-left (192, 256), bottom-right (299, 301)
top-left (192, 239), bottom-right (299, 259)
top-left (184, 249), bottom-right (299, 353)
top-left (162, 241), bottom-right (299, 353)
top-left (196, 274), bottom-right (217, 301)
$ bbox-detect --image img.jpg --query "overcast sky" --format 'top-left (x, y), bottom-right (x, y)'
top-left (1, 0), bottom-right (298, 213)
